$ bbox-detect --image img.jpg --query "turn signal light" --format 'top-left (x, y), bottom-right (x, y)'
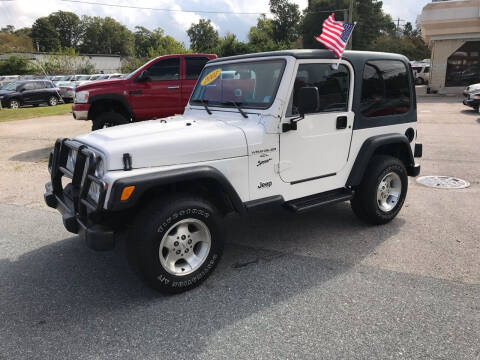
top-left (120, 186), bottom-right (135, 201)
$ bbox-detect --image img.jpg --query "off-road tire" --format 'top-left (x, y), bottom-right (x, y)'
top-left (48, 96), bottom-right (58, 106)
top-left (351, 155), bottom-right (408, 225)
top-left (92, 112), bottom-right (129, 130)
top-left (128, 194), bottom-right (224, 294)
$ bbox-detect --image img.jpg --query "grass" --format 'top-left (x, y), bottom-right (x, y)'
top-left (0, 104), bottom-right (72, 122)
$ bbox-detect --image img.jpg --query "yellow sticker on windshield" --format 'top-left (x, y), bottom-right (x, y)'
top-left (201, 68), bottom-right (221, 86)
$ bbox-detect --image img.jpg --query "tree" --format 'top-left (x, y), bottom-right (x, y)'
top-left (216, 33), bottom-right (249, 57)
top-left (1, 25), bottom-right (15, 34)
top-left (48, 11), bottom-right (82, 48)
top-left (31, 17), bottom-right (60, 52)
top-left (0, 55), bottom-right (33, 75)
top-left (248, 15), bottom-right (289, 52)
top-left (79, 16), bottom-right (134, 56)
top-left (134, 26), bottom-right (167, 57)
top-left (0, 32), bottom-right (34, 52)
top-left (187, 19), bottom-right (219, 53)
top-left (270, 0), bottom-right (301, 44)
top-left (32, 47), bottom-right (95, 75)
top-left (302, 0), bottom-right (395, 50)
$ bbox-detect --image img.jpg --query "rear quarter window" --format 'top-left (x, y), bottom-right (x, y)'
top-left (360, 60), bottom-right (411, 118)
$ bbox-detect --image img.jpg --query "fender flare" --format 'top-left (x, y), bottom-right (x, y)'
top-left (346, 133), bottom-right (415, 188)
top-left (88, 93), bottom-right (134, 120)
top-left (107, 165), bottom-right (244, 213)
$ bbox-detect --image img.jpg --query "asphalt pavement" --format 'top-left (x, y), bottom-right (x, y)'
top-left (0, 94), bottom-right (479, 359)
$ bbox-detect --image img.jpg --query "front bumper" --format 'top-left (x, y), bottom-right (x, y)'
top-left (72, 103), bottom-right (90, 120)
top-left (463, 98), bottom-right (480, 108)
top-left (44, 138), bottom-right (115, 251)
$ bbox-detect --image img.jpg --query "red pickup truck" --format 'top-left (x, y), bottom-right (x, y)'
top-left (72, 53), bottom-right (217, 130)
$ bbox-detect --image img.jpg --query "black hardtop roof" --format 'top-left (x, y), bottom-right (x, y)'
top-left (208, 49), bottom-right (409, 64)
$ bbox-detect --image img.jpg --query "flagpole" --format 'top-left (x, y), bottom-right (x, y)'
top-left (332, 21), bottom-right (356, 70)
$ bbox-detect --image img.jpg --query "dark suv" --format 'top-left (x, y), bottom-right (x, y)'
top-left (0, 80), bottom-right (62, 109)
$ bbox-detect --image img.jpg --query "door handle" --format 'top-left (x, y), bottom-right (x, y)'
top-left (168, 85), bottom-right (180, 89)
top-left (336, 116), bottom-right (348, 129)
top-left (129, 90), bottom-right (142, 95)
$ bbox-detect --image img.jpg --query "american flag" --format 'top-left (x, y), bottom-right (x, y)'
top-left (314, 13), bottom-right (355, 59)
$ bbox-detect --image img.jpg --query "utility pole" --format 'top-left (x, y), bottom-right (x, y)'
top-left (395, 17), bottom-right (406, 37)
top-left (347, 0), bottom-right (354, 49)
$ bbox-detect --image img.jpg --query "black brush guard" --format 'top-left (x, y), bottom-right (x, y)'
top-left (44, 138), bottom-right (115, 251)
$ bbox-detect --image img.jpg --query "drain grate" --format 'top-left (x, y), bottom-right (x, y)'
top-left (416, 176), bottom-right (470, 189)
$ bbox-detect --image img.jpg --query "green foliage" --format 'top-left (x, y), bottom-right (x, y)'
top-left (79, 16), bottom-right (134, 56)
top-left (248, 15), bottom-right (291, 53)
top-left (302, 0), bottom-right (395, 50)
top-left (269, 0), bottom-right (301, 44)
top-left (0, 32), bottom-right (34, 52)
top-left (0, 55), bottom-right (33, 75)
top-left (31, 17), bottom-right (60, 52)
top-left (187, 19), bottom-right (219, 53)
top-left (371, 22), bottom-right (431, 61)
top-left (215, 33), bottom-right (249, 57)
top-left (47, 11), bottom-right (82, 48)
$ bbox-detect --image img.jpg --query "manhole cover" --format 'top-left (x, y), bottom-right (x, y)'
top-left (416, 176), bottom-right (470, 189)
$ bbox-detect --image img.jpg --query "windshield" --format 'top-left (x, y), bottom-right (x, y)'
top-left (2, 82), bottom-right (19, 91)
top-left (190, 59), bottom-right (285, 109)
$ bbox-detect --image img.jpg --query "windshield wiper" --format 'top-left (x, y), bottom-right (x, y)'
top-left (222, 101), bottom-right (248, 118)
top-left (199, 99), bottom-right (212, 115)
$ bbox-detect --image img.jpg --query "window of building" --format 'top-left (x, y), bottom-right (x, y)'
top-left (287, 63), bottom-right (350, 116)
top-left (446, 41), bottom-right (480, 87)
top-left (185, 57), bottom-right (210, 80)
top-left (360, 60), bottom-right (411, 118)
top-left (148, 58), bottom-right (180, 81)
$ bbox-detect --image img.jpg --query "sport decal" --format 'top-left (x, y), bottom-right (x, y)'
top-left (201, 69), bottom-right (222, 86)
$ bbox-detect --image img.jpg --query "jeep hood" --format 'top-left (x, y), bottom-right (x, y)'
top-left (75, 115), bottom-right (247, 170)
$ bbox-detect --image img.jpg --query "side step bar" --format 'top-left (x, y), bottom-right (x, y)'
top-left (285, 188), bottom-right (354, 213)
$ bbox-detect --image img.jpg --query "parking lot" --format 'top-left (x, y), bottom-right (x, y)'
top-left (1, 93), bottom-right (479, 359)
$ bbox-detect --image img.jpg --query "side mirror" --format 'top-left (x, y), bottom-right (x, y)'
top-left (137, 70), bottom-right (151, 82)
top-left (297, 86), bottom-right (320, 116)
top-left (282, 87), bottom-right (320, 132)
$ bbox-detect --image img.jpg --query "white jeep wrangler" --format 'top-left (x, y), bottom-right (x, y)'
top-left (45, 50), bottom-right (422, 293)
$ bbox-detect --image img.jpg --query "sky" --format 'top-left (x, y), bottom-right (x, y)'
top-left (0, 0), bottom-right (431, 45)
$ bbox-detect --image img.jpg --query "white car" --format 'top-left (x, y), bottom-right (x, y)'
top-left (412, 64), bottom-right (430, 85)
top-left (463, 83), bottom-right (480, 112)
top-left (45, 50), bottom-right (422, 293)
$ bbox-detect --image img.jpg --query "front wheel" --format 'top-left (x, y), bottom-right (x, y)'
top-left (129, 195), bottom-right (224, 293)
top-left (9, 99), bottom-right (20, 109)
top-left (351, 155), bottom-right (408, 225)
top-left (92, 112), bottom-right (129, 131)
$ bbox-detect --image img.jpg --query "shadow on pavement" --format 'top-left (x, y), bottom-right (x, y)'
top-left (9, 146), bottom-right (52, 162)
top-left (0, 203), bottom-right (404, 358)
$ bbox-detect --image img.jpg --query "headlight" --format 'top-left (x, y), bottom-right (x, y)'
top-left (75, 90), bottom-right (89, 103)
top-left (95, 158), bottom-right (105, 178)
top-left (66, 149), bottom-right (77, 172)
top-left (88, 182), bottom-right (101, 203)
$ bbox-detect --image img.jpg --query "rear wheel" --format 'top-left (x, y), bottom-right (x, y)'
top-left (48, 96), bottom-right (58, 106)
top-left (351, 155), bottom-right (408, 225)
top-left (92, 112), bottom-right (129, 131)
top-left (128, 194), bottom-right (224, 293)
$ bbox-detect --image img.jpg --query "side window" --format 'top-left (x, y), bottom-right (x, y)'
top-left (288, 63), bottom-right (350, 116)
top-left (147, 58), bottom-right (180, 81)
top-left (185, 57), bottom-right (210, 80)
top-left (23, 82), bottom-right (36, 90)
top-left (361, 60), bottom-right (411, 118)
top-left (424, 67), bottom-right (430, 74)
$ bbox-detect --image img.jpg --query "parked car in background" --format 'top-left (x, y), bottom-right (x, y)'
top-left (56, 81), bottom-right (75, 103)
top-left (0, 80), bottom-right (62, 108)
top-left (52, 75), bottom-right (74, 85)
top-left (88, 74), bottom-right (105, 81)
top-left (463, 83), bottom-right (480, 112)
top-left (0, 75), bottom-right (20, 87)
top-left (412, 64), bottom-right (430, 85)
top-left (106, 73), bottom-right (123, 79)
top-left (72, 54), bottom-right (216, 130)
top-left (72, 75), bottom-right (93, 87)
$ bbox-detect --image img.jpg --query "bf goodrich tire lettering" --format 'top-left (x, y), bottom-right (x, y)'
top-left (129, 195), bottom-right (224, 294)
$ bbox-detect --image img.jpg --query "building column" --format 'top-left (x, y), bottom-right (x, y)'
top-left (430, 39), bottom-right (466, 92)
